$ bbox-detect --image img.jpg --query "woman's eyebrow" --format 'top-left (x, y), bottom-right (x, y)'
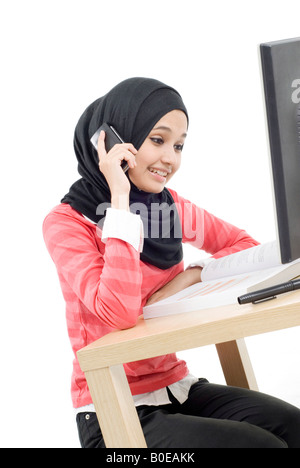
top-left (153, 125), bottom-right (187, 138)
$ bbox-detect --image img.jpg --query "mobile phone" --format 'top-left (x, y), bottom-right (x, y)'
top-left (90, 123), bottom-right (129, 172)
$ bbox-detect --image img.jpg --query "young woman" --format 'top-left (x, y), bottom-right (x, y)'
top-left (43, 77), bottom-right (300, 448)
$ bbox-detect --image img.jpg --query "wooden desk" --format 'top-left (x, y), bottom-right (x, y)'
top-left (77, 290), bottom-right (300, 448)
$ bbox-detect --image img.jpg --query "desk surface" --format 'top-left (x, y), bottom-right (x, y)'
top-left (77, 290), bottom-right (300, 372)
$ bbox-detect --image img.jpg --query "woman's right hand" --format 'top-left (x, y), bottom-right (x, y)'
top-left (146, 267), bottom-right (203, 306)
top-left (97, 131), bottom-right (137, 209)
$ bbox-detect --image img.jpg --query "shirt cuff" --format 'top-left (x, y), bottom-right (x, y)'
top-left (101, 208), bottom-right (144, 253)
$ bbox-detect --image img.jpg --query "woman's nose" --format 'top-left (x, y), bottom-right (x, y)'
top-left (161, 146), bottom-right (176, 165)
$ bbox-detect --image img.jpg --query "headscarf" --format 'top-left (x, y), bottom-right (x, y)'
top-left (61, 77), bottom-right (188, 269)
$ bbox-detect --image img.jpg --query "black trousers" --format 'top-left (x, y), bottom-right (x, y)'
top-left (76, 379), bottom-right (300, 448)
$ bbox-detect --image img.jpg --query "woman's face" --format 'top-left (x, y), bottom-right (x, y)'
top-left (128, 110), bottom-right (188, 193)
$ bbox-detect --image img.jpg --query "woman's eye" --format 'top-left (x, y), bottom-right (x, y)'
top-left (150, 137), bottom-right (164, 145)
top-left (174, 144), bottom-right (184, 152)
top-left (150, 137), bottom-right (184, 152)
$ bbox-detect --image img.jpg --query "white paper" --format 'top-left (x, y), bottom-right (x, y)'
top-left (201, 241), bottom-right (281, 282)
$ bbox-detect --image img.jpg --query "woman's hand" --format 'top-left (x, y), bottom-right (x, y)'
top-left (146, 267), bottom-right (203, 306)
top-left (97, 131), bottom-right (138, 209)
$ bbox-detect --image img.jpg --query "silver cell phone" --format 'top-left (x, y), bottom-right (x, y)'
top-left (90, 123), bottom-right (129, 172)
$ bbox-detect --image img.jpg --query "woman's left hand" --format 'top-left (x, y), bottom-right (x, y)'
top-left (146, 267), bottom-right (202, 306)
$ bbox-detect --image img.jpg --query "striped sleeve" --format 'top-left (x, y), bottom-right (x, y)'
top-left (169, 189), bottom-right (260, 257)
top-left (42, 208), bottom-right (143, 330)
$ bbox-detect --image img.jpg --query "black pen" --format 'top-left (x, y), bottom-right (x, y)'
top-left (238, 278), bottom-right (300, 305)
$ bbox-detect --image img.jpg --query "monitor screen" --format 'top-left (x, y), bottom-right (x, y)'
top-left (260, 37), bottom-right (300, 263)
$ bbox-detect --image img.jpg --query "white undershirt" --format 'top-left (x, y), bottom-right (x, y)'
top-left (75, 373), bottom-right (199, 414)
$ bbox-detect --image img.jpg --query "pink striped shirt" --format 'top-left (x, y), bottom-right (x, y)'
top-left (43, 188), bottom-right (259, 408)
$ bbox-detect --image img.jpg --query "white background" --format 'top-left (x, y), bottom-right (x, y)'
top-left (1, 0), bottom-right (299, 448)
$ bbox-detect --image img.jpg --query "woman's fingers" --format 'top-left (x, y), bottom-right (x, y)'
top-left (97, 130), bottom-right (107, 161)
top-left (97, 132), bottom-right (138, 197)
top-left (98, 132), bottom-right (137, 170)
top-left (115, 145), bottom-right (137, 169)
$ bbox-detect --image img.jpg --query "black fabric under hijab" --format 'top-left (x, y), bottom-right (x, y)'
top-left (61, 77), bottom-right (188, 269)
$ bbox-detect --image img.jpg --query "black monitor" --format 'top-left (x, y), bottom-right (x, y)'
top-left (260, 37), bottom-right (300, 263)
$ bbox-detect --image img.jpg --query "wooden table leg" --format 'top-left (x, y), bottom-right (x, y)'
top-left (84, 364), bottom-right (147, 448)
top-left (216, 338), bottom-right (259, 391)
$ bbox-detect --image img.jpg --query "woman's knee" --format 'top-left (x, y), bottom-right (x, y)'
top-left (277, 403), bottom-right (300, 448)
top-left (139, 408), bottom-right (288, 448)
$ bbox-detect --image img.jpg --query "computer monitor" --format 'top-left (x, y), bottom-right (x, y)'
top-left (260, 37), bottom-right (300, 264)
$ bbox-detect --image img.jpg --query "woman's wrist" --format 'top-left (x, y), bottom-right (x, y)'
top-left (187, 266), bottom-right (203, 284)
top-left (111, 192), bottom-right (130, 211)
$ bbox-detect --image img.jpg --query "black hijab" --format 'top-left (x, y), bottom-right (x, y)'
top-left (61, 77), bottom-right (188, 269)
